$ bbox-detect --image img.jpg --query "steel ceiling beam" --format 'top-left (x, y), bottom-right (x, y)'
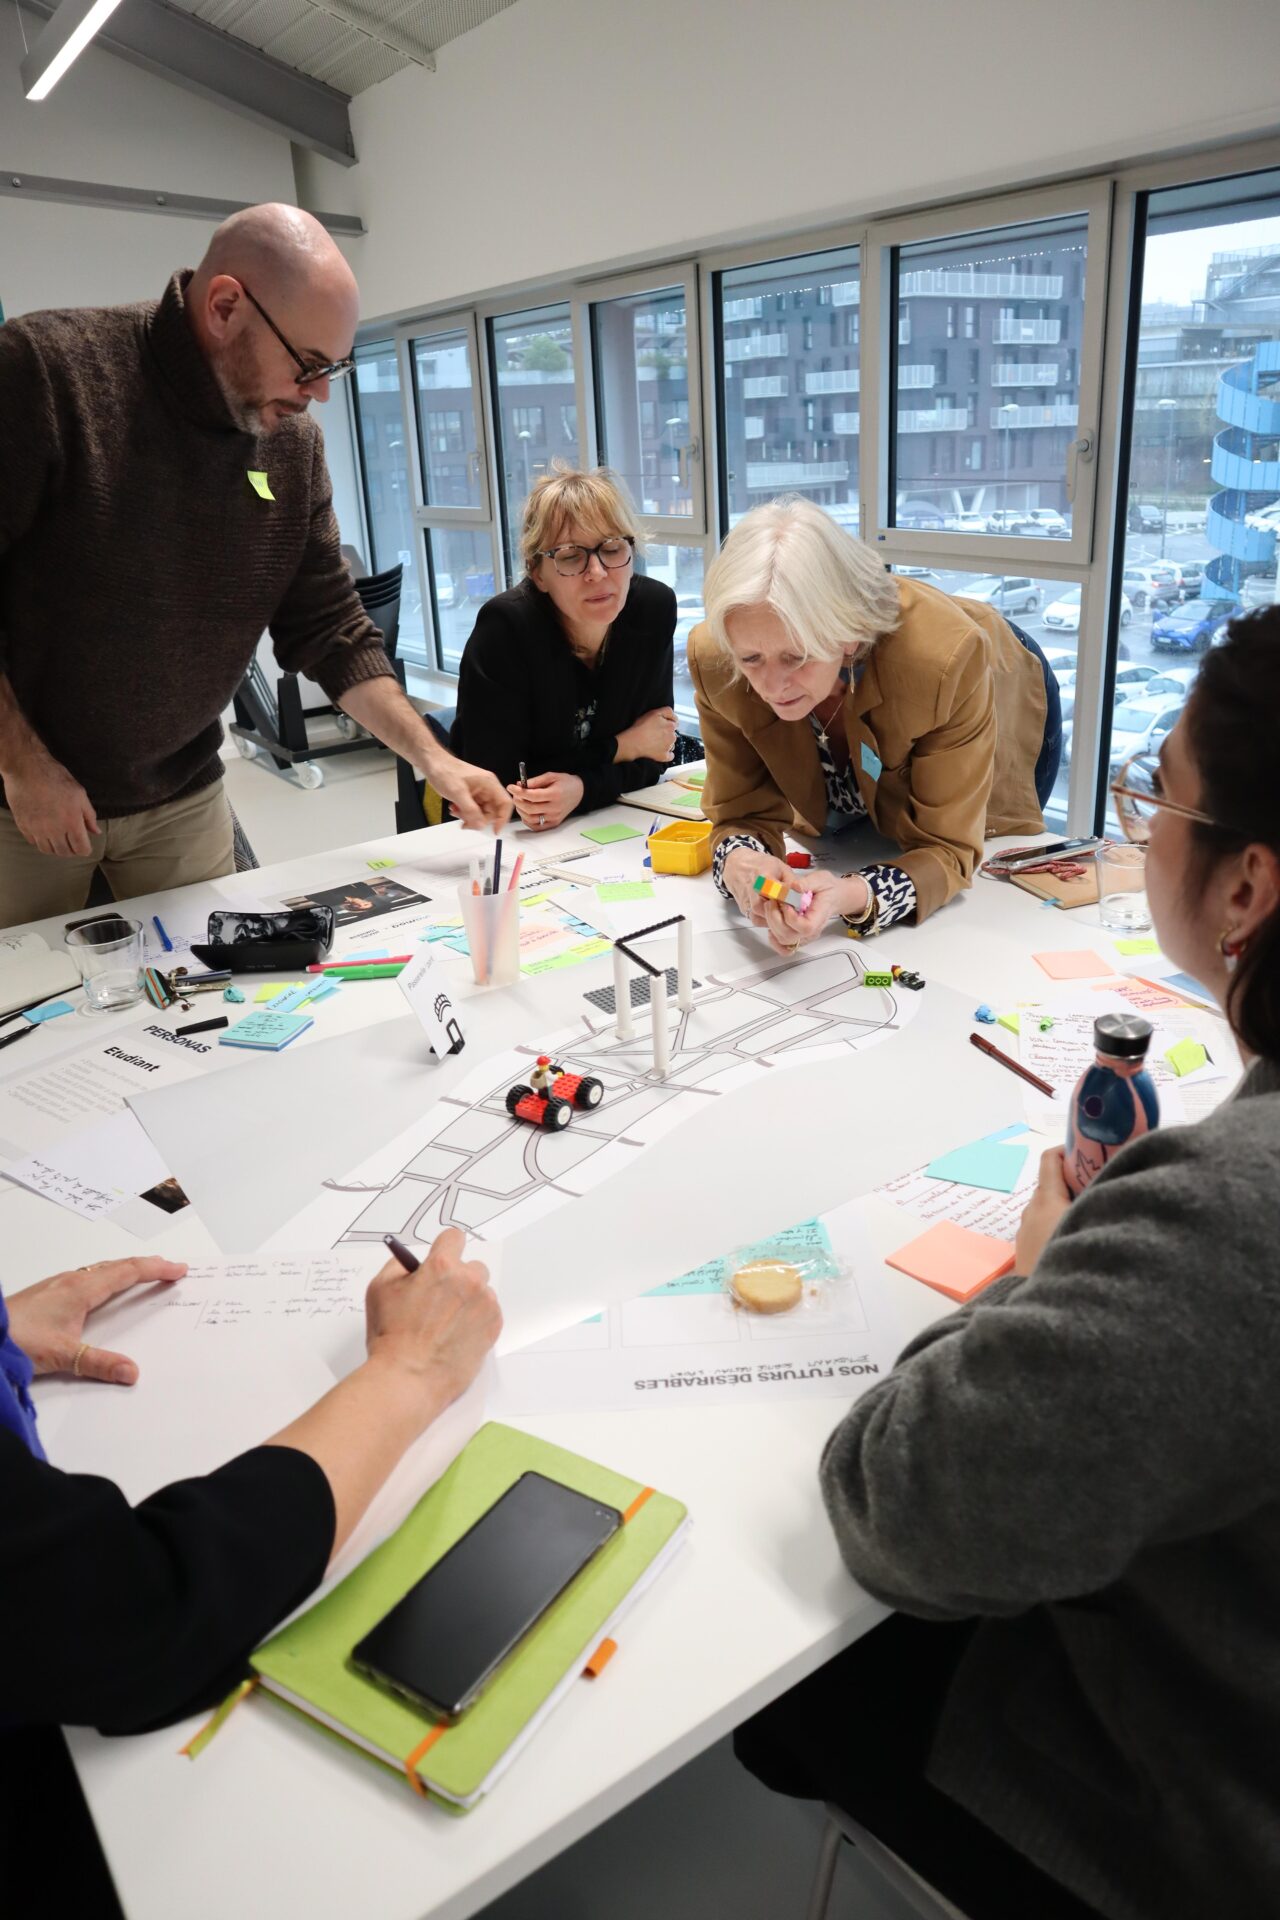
top-left (0, 170), bottom-right (365, 233)
top-left (20, 0), bottom-right (358, 166)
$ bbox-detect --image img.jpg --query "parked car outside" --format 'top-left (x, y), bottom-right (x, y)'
top-left (894, 566), bottom-right (944, 587)
top-left (1151, 598), bottom-right (1234, 653)
top-left (1148, 562), bottom-right (1184, 596)
top-left (1128, 502), bottom-right (1164, 534)
top-left (1043, 586), bottom-right (1133, 631)
top-left (944, 512), bottom-right (987, 534)
top-left (1023, 508), bottom-right (1069, 537)
top-left (984, 509), bottom-right (1032, 535)
top-left (1176, 562), bottom-right (1204, 600)
top-left (1104, 696), bottom-right (1185, 774)
top-left (1239, 571), bottom-right (1279, 610)
top-left (1122, 565), bottom-right (1178, 610)
top-left (897, 501), bottom-right (947, 531)
top-left (1143, 668), bottom-right (1199, 700)
top-left (959, 575), bottom-right (1041, 615)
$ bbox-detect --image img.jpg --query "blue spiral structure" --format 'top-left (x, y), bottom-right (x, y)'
top-left (1203, 338), bottom-right (1280, 602)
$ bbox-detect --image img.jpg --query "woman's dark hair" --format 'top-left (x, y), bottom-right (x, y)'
top-left (1184, 605), bottom-right (1280, 1059)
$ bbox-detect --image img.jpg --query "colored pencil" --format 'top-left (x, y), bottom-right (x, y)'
top-left (506, 852), bottom-right (525, 892)
top-left (969, 1031), bottom-right (1056, 1098)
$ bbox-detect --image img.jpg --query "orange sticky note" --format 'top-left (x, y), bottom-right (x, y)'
top-left (1032, 949), bottom-right (1116, 981)
top-left (885, 1220), bottom-right (1016, 1302)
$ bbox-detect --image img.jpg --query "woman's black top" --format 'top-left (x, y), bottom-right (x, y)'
top-left (450, 574), bottom-right (676, 813)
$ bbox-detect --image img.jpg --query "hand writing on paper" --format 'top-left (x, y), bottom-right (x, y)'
top-left (1014, 1148), bottom-right (1072, 1275)
top-left (7, 1255), bottom-right (187, 1384)
top-left (364, 1227), bottom-right (502, 1408)
top-left (508, 771), bottom-right (584, 832)
top-left (5, 756), bottom-right (100, 857)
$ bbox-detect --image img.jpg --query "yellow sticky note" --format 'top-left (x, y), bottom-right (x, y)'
top-left (255, 979), bottom-right (304, 1003)
top-left (1165, 1037), bottom-right (1208, 1077)
top-left (367, 858), bottom-right (395, 870)
top-left (247, 470), bottom-right (275, 501)
top-left (996, 1011), bottom-right (1020, 1036)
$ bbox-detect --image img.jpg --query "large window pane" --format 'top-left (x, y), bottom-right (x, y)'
top-left (427, 528), bottom-right (496, 673)
top-left (640, 543), bottom-right (706, 735)
top-left (593, 289), bottom-right (692, 517)
top-left (1105, 178), bottom-right (1280, 823)
top-left (890, 218), bottom-right (1088, 538)
top-left (717, 247), bottom-right (860, 533)
top-left (352, 342), bottom-right (425, 663)
top-left (411, 328), bottom-right (483, 509)
top-left (491, 306), bottom-right (578, 574)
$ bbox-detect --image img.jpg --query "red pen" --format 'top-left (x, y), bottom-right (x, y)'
top-left (305, 955), bottom-right (412, 972)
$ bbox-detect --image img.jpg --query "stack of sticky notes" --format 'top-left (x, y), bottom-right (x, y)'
top-left (219, 1010), bottom-right (314, 1051)
top-left (885, 1221), bottom-right (1017, 1302)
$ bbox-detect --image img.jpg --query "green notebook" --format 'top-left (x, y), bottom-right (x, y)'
top-left (252, 1423), bottom-right (689, 1809)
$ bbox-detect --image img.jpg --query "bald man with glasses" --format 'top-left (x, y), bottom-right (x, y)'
top-left (0, 203), bottom-right (510, 926)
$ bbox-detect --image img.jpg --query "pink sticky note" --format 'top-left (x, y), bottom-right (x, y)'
top-left (885, 1220), bottom-right (1016, 1302)
top-left (1100, 977), bottom-right (1184, 1013)
top-left (1032, 949), bottom-right (1116, 981)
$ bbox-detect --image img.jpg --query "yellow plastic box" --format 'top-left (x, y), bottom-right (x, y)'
top-left (648, 819), bottom-right (714, 875)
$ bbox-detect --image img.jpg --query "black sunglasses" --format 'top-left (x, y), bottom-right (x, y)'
top-left (239, 282), bottom-right (355, 388)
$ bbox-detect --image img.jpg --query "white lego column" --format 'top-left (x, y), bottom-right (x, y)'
top-left (613, 945), bottom-right (635, 1040)
top-left (676, 916), bottom-right (694, 1011)
top-left (649, 968), bottom-right (670, 1079)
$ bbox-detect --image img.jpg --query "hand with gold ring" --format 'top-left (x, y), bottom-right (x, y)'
top-left (6, 1255), bottom-right (187, 1385)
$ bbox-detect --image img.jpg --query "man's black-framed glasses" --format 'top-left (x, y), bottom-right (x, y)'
top-left (240, 282), bottom-right (355, 388)
top-left (536, 536), bottom-right (635, 578)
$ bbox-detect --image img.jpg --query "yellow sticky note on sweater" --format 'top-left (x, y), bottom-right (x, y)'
top-left (247, 470), bottom-right (275, 501)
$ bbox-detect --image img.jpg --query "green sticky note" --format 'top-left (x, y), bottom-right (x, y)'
top-left (682, 771), bottom-right (706, 788)
top-left (366, 858), bottom-right (396, 870)
top-left (997, 1011), bottom-right (1021, 1035)
top-left (597, 881), bottom-right (656, 903)
top-left (581, 822), bottom-right (643, 845)
top-left (247, 470), bottom-right (275, 501)
top-left (1115, 937), bottom-right (1159, 956)
top-left (668, 790), bottom-right (701, 808)
top-left (1165, 1037), bottom-right (1208, 1077)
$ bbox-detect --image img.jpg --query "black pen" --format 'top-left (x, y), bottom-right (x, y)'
top-left (383, 1233), bottom-right (419, 1273)
top-left (0, 1021), bottom-right (39, 1053)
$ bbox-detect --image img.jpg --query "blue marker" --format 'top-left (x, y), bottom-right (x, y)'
top-left (645, 816), bottom-right (659, 868)
top-left (152, 915), bottom-right (173, 953)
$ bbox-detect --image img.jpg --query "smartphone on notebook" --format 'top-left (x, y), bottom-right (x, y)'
top-left (350, 1473), bottom-right (623, 1721)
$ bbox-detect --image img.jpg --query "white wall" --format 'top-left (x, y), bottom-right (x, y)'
top-left (0, 4), bottom-right (295, 314)
top-left (307, 0), bottom-right (1280, 324)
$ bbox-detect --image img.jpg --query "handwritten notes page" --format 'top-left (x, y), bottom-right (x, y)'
top-left (1018, 998), bottom-right (1233, 1126)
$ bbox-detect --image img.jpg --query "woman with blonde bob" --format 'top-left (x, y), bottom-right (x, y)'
top-left (450, 466), bottom-right (677, 831)
top-left (688, 497), bottom-right (1061, 950)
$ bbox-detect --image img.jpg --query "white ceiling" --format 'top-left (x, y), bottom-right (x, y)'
top-left (161, 0), bottom-right (520, 97)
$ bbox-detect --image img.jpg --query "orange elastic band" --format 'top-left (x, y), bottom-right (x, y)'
top-left (582, 1637), bottom-right (617, 1679)
top-left (403, 1721), bottom-right (447, 1797)
top-left (621, 1485), bottom-right (654, 1524)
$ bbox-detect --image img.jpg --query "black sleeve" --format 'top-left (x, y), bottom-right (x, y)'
top-left (450, 600), bottom-right (535, 790)
top-left (576, 584), bottom-right (676, 813)
top-left (0, 1436), bottom-right (335, 1733)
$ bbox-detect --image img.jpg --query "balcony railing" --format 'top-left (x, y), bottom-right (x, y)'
top-left (831, 411), bottom-right (860, 435)
top-left (744, 417), bottom-right (765, 439)
top-left (901, 269), bottom-right (1064, 298)
top-left (991, 363), bottom-right (1061, 386)
top-left (831, 281), bottom-right (860, 306)
top-left (724, 332), bottom-right (788, 361)
top-left (742, 375), bottom-right (788, 399)
top-left (990, 401), bottom-right (1079, 429)
top-left (993, 317), bottom-right (1062, 344)
top-left (722, 297), bottom-right (764, 321)
top-left (897, 407), bottom-right (968, 432)
top-left (746, 460), bottom-right (851, 490)
top-left (805, 368), bottom-right (859, 394)
top-left (897, 364), bottom-right (937, 389)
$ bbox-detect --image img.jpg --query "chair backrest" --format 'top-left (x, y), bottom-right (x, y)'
top-left (355, 562), bottom-right (403, 661)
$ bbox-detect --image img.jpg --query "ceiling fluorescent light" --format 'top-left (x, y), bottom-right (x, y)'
top-left (22, 0), bottom-right (127, 100)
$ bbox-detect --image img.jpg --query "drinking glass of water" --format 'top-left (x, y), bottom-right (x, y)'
top-left (1096, 843), bottom-right (1151, 933)
top-left (65, 917), bottom-right (147, 1013)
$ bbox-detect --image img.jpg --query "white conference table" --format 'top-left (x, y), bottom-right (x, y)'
top-left (2, 809), bottom-right (1160, 1920)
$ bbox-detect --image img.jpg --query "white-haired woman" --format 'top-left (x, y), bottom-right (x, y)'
top-left (687, 497), bottom-right (1062, 951)
top-left (451, 466), bottom-right (677, 831)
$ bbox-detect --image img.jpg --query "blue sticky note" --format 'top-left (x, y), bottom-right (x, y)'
top-left (981, 1123), bottom-right (1031, 1144)
top-left (1163, 971), bottom-right (1213, 1002)
top-left (261, 981), bottom-right (314, 1015)
top-left (302, 976), bottom-right (341, 1004)
top-left (860, 742), bottom-right (882, 781)
top-left (219, 1010), bottom-right (313, 1051)
top-left (924, 1140), bottom-right (1030, 1194)
top-left (22, 1000), bottom-right (75, 1024)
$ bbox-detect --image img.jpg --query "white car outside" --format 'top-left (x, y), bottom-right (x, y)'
top-left (1043, 586), bottom-right (1133, 631)
top-left (945, 512), bottom-right (987, 534)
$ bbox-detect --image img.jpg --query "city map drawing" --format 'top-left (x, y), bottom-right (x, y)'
top-left (277, 946), bottom-right (921, 1254)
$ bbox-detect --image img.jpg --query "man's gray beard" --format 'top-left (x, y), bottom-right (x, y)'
top-left (211, 335), bottom-right (268, 434)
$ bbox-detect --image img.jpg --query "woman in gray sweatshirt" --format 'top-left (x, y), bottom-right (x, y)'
top-left (737, 609), bottom-right (1280, 1920)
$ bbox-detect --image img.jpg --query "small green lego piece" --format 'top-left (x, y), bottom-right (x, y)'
top-left (863, 970), bottom-right (893, 988)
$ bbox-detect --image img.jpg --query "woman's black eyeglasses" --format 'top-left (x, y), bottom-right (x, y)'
top-left (239, 282), bottom-right (355, 389)
top-left (535, 536), bottom-right (635, 578)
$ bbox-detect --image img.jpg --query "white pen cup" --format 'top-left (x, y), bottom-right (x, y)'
top-left (456, 885), bottom-right (520, 988)
top-left (65, 916), bottom-right (147, 1012)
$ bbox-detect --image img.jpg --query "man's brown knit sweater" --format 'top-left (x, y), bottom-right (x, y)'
top-left (0, 271), bottom-right (396, 817)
